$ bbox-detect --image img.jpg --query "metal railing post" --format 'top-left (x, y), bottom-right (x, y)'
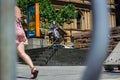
top-left (0, 0), bottom-right (16, 80)
top-left (82, 0), bottom-right (110, 80)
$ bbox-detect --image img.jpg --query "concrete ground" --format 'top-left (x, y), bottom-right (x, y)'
top-left (17, 63), bottom-right (120, 80)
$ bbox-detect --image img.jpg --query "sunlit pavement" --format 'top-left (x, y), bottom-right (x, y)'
top-left (17, 63), bottom-right (120, 80)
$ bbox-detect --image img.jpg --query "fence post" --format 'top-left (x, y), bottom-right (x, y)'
top-left (0, 0), bottom-right (16, 80)
top-left (82, 0), bottom-right (110, 80)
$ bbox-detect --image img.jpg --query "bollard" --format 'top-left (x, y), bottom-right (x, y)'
top-left (82, 0), bottom-right (110, 80)
top-left (0, 0), bottom-right (16, 80)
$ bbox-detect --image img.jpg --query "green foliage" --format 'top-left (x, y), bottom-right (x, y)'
top-left (56, 4), bottom-right (78, 25)
top-left (17, 0), bottom-right (78, 28)
top-left (40, 0), bottom-right (56, 23)
top-left (17, 0), bottom-right (43, 14)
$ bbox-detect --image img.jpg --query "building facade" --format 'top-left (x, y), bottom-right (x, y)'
top-left (51, 0), bottom-right (116, 47)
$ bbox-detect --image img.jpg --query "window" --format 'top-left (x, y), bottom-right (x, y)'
top-left (77, 13), bottom-right (81, 29)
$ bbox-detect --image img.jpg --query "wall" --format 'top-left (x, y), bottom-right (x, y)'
top-left (52, 0), bottom-right (116, 46)
top-left (19, 48), bottom-right (88, 66)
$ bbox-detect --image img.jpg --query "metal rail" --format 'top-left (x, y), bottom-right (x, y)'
top-left (0, 0), bottom-right (16, 80)
top-left (0, 0), bottom-right (110, 80)
top-left (82, 0), bottom-right (110, 80)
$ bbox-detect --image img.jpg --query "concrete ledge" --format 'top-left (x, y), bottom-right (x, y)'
top-left (25, 38), bottom-right (48, 49)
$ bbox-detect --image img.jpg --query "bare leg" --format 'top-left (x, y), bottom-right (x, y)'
top-left (17, 42), bottom-right (39, 79)
top-left (17, 42), bottom-right (34, 69)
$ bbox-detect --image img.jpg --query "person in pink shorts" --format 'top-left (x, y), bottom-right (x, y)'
top-left (15, 6), bottom-right (39, 79)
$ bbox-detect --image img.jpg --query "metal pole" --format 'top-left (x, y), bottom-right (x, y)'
top-left (82, 0), bottom-right (110, 80)
top-left (0, 0), bottom-right (16, 80)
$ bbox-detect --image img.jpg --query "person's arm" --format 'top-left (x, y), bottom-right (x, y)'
top-left (23, 34), bottom-right (28, 45)
top-left (15, 6), bottom-right (22, 21)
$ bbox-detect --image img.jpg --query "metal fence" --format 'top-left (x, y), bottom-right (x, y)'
top-left (0, 0), bottom-right (16, 80)
top-left (0, 0), bottom-right (109, 80)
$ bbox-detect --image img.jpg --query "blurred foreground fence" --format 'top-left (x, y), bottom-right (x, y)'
top-left (0, 0), bottom-right (16, 80)
top-left (0, 0), bottom-right (109, 80)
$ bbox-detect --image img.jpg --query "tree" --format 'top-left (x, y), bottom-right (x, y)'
top-left (56, 4), bottom-right (77, 26)
top-left (17, 0), bottom-right (78, 29)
